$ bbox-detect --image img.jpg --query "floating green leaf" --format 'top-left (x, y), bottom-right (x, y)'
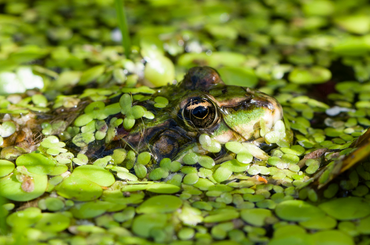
top-left (71, 165), bottom-right (115, 187)
top-left (70, 201), bottom-right (112, 219)
top-left (16, 153), bottom-right (56, 175)
top-left (78, 65), bottom-right (105, 85)
top-left (0, 121), bottom-right (16, 138)
top-left (289, 66), bottom-right (332, 84)
top-left (6, 207), bottom-right (42, 228)
top-left (276, 200), bottom-right (325, 221)
top-left (55, 175), bottom-right (103, 201)
top-left (0, 160), bottom-right (14, 177)
top-left (136, 195), bottom-right (182, 214)
top-left (218, 66), bottom-right (258, 88)
top-left (132, 213), bottom-right (167, 238)
top-left (0, 170), bottom-right (47, 202)
top-left (34, 213), bottom-right (70, 232)
top-left (318, 197), bottom-right (370, 220)
top-left (241, 208), bottom-right (272, 227)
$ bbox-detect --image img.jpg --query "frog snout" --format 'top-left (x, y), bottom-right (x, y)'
top-left (254, 95), bottom-right (283, 130)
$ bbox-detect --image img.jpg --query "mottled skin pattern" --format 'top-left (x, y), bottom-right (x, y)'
top-left (83, 67), bottom-right (283, 163)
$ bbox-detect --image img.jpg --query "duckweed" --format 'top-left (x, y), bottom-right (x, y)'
top-left (146, 183), bottom-right (181, 193)
top-left (0, 121), bottom-right (16, 138)
top-left (2, 0), bottom-right (370, 244)
top-left (70, 201), bottom-right (113, 219)
top-left (312, 230), bottom-right (354, 245)
top-left (200, 134), bottom-right (221, 153)
top-left (269, 226), bottom-right (312, 245)
top-left (16, 153), bottom-right (56, 175)
top-left (241, 209), bottom-right (272, 227)
top-left (35, 213), bottom-right (70, 232)
top-left (0, 170), bottom-right (47, 201)
top-left (275, 200), bottom-right (325, 222)
top-left (318, 197), bottom-right (370, 220)
top-left (72, 165), bottom-right (115, 187)
top-left (132, 213), bottom-right (168, 238)
top-left (178, 227), bottom-right (195, 240)
top-left (0, 159), bottom-right (14, 177)
top-left (134, 164), bottom-right (147, 179)
top-left (43, 197), bottom-right (65, 211)
top-left (154, 96), bottom-right (169, 108)
top-left (204, 209), bottom-right (239, 223)
top-left (213, 167), bottom-right (232, 183)
top-left (136, 195), bottom-right (182, 214)
top-left (299, 215), bottom-right (337, 230)
top-left (56, 175), bottom-right (103, 201)
top-left (6, 207), bottom-right (42, 228)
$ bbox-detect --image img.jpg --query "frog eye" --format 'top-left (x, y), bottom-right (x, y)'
top-left (182, 97), bottom-right (218, 129)
top-left (182, 66), bottom-right (223, 91)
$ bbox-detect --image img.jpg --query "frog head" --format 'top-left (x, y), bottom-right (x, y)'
top-left (122, 66), bottom-right (284, 162)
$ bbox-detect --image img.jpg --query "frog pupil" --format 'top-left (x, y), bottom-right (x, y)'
top-left (193, 106), bottom-right (208, 119)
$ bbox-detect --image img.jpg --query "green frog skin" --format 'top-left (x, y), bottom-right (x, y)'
top-left (81, 66), bottom-right (284, 163)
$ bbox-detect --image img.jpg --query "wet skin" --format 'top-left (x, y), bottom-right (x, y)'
top-left (82, 66), bottom-right (283, 163)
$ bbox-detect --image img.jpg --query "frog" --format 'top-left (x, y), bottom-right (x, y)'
top-left (78, 66), bottom-right (286, 166)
